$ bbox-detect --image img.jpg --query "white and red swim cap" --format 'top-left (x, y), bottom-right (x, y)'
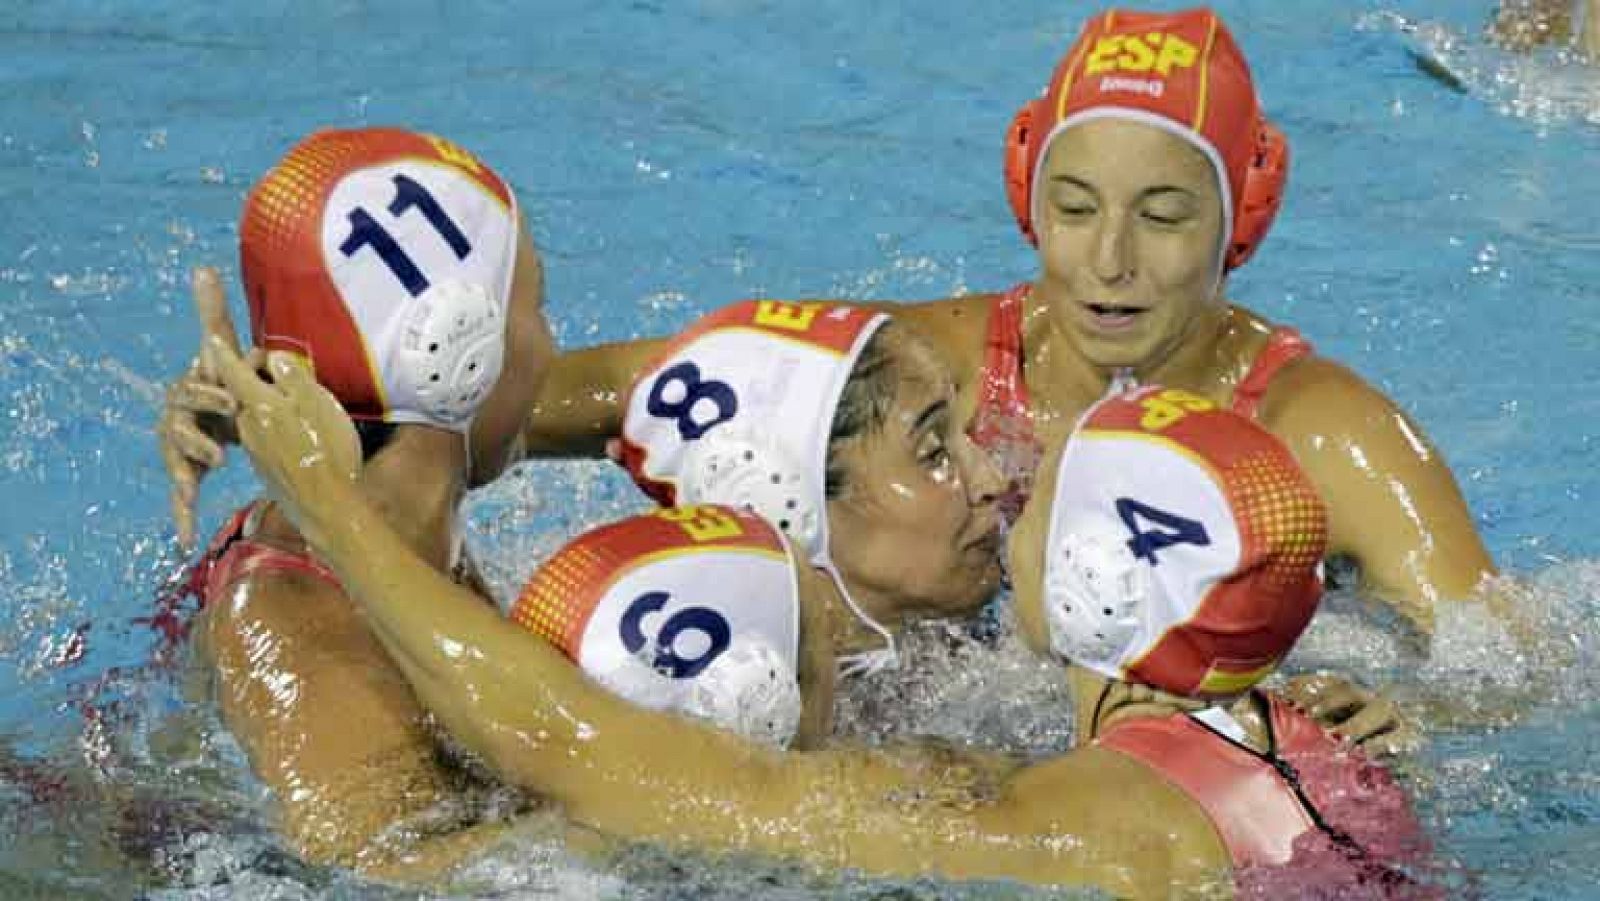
top-left (1041, 386), bottom-right (1326, 699)
top-left (1003, 7), bottom-right (1289, 271)
top-left (239, 127), bottom-right (519, 432)
top-left (617, 300), bottom-right (900, 675)
top-left (507, 505), bottom-right (803, 746)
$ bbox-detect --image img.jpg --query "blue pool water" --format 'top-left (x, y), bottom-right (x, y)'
top-left (4, 0), bottom-right (1600, 896)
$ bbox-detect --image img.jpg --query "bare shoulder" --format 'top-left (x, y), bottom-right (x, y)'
top-left (1256, 352), bottom-right (1407, 444)
top-left (873, 293), bottom-right (999, 374)
top-left (994, 745), bottom-right (1230, 893)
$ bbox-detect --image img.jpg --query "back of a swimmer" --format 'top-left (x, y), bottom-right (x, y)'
top-left (173, 128), bottom-right (554, 874)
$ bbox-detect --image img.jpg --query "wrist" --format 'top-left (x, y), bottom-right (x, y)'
top-left (282, 465), bottom-right (368, 556)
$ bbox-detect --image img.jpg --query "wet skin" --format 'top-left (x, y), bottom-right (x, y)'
top-left (513, 117), bottom-right (1501, 640)
top-left (178, 228), bottom-right (555, 874)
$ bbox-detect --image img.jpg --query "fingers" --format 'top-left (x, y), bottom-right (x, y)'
top-left (1339, 704), bottom-right (1421, 759)
top-left (167, 378), bottom-right (238, 419)
top-left (166, 417), bottom-right (227, 469)
top-left (206, 334), bottom-right (278, 411)
top-left (1335, 700), bottom-right (1397, 744)
top-left (1300, 686), bottom-right (1366, 726)
top-left (160, 436), bottom-right (200, 549)
top-left (192, 267), bottom-right (242, 357)
top-left (266, 350), bottom-right (315, 390)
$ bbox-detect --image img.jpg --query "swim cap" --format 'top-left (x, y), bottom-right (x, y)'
top-left (1041, 385), bottom-right (1325, 699)
top-left (239, 127), bottom-right (518, 432)
top-left (507, 505), bottom-right (803, 747)
top-left (1002, 7), bottom-right (1288, 271)
top-left (618, 300), bottom-right (900, 675)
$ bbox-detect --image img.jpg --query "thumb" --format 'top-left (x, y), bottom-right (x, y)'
top-left (267, 351), bottom-right (314, 388)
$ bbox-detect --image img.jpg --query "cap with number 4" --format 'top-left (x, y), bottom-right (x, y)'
top-left (239, 127), bottom-right (518, 432)
top-left (1041, 385), bottom-right (1327, 700)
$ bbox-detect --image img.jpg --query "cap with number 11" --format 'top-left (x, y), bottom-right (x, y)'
top-left (239, 127), bottom-right (518, 433)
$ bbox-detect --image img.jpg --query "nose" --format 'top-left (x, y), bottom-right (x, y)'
top-left (956, 432), bottom-right (1005, 509)
top-left (1092, 211), bottom-right (1134, 285)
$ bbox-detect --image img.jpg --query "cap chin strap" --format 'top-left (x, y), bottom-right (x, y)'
top-left (1108, 367), bottom-right (1139, 395)
top-left (823, 560), bottom-right (899, 679)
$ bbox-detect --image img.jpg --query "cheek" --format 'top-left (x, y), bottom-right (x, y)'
top-left (1038, 224), bottom-right (1090, 279)
top-left (1013, 594), bottom-right (1051, 655)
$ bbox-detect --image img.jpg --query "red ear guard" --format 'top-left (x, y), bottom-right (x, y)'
top-left (1003, 106), bottom-right (1290, 272)
top-left (1225, 118), bottom-right (1288, 271)
top-left (1003, 100), bottom-right (1041, 246)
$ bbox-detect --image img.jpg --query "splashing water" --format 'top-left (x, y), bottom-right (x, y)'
top-left (1361, 10), bottom-right (1600, 129)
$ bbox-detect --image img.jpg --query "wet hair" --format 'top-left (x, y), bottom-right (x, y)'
top-left (354, 419), bottom-right (397, 460)
top-left (824, 322), bottom-right (903, 499)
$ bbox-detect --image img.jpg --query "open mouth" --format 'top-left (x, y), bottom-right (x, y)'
top-left (1083, 302), bottom-right (1147, 329)
top-left (963, 514), bottom-right (1003, 555)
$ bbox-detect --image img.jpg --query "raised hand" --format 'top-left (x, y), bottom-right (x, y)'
top-left (206, 337), bottom-right (360, 540)
top-left (157, 268), bottom-right (262, 547)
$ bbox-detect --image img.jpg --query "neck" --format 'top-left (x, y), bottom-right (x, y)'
top-left (258, 424), bottom-right (468, 572)
top-left (1023, 282), bottom-right (1238, 421)
top-left (1136, 301), bottom-right (1234, 387)
top-left (817, 565), bottom-right (901, 659)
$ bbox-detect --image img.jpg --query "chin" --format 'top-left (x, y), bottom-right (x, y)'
top-left (1077, 328), bottom-right (1183, 374)
top-left (940, 564), bottom-right (1003, 617)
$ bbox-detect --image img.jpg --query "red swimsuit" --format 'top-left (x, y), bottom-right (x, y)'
top-left (968, 283), bottom-right (1312, 519)
top-left (192, 502), bottom-right (341, 605)
top-left (1099, 693), bottom-right (1434, 896)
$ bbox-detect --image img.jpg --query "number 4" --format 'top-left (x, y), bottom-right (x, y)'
top-left (1115, 497), bottom-right (1210, 565)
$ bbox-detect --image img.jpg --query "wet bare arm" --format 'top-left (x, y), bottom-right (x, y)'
top-left (215, 342), bottom-right (1228, 897)
top-left (1583, 0), bottom-right (1600, 56)
top-left (516, 294), bottom-right (989, 461)
top-left (1261, 358), bottom-right (1498, 635)
top-left (519, 338), bottom-right (667, 459)
top-left (156, 268), bottom-right (259, 547)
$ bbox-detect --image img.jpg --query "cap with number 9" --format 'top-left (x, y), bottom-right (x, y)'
top-left (239, 127), bottom-right (518, 432)
top-left (506, 505), bottom-right (804, 747)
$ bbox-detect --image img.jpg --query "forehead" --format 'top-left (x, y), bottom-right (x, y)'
top-left (886, 328), bottom-right (954, 406)
top-left (1043, 118), bottom-right (1217, 194)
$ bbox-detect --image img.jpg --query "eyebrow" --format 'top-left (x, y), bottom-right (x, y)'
top-left (912, 399), bottom-right (949, 436)
top-left (1049, 175), bottom-right (1198, 202)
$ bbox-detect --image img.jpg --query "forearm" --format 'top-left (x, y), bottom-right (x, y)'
top-left (295, 475), bottom-right (795, 834)
top-left (519, 339), bottom-right (666, 459)
top-left (279, 477), bottom-right (1071, 881)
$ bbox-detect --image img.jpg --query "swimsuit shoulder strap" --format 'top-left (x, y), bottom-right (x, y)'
top-left (1230, 325), bottom-right (1313, 420)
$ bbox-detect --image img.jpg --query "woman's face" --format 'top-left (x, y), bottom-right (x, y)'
top-left (826, 332), bottom-right (1005, 621)
top-left (1033, 117), bottom-right (1226, 371)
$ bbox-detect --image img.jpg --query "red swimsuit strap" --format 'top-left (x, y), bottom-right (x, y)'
top-left (976, 283), bottom-right (1033, 429)
top-left (196, 502), bottom-right (341, 604)
top-left (1229, 326), bottom-right (1313, 420)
